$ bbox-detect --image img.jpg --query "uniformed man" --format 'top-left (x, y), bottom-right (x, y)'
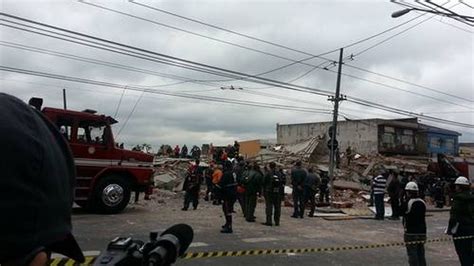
top-left (304, 167), bottom-right (320, 217)
top-left (244, 162), bottom-right (264, 222)
top-left (291, 161), bottom-right (307, 218)
top-left (262, 162), bottom-right (285, 226)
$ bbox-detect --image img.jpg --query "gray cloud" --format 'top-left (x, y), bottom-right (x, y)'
top-left (1, 0), bottom-right (472, 151)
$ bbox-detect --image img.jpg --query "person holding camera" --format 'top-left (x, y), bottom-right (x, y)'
top-left (0, 93), bottom-right (85, 265)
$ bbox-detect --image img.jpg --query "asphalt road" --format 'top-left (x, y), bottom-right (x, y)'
top-left (71, 197), bottom-right (460, 265)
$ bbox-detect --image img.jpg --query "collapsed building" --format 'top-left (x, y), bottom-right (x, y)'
top-left (276, 118), bottom-right (461, 156)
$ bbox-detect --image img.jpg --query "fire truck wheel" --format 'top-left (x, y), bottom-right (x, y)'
top-left (94, 175), bottom-right (131, 214)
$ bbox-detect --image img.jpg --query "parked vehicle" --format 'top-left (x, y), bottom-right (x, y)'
top-left (31, 97), bottom-right (154, 214)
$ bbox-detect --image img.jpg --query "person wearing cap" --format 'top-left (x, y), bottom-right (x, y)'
top-left (0, 93), bottom-right (85, 265)
top-left (447, 176), bottom-right (474, 266)
top-left (400, 181), bottom-right (426, 266)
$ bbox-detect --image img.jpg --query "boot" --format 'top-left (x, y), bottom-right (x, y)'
top-left (220, 227), bottom-right (233, 233)
top-left (221, 216), bottom-right (233, 233)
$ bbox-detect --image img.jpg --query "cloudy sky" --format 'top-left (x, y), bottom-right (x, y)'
top-left (1, 0), bottom-right (473, 150)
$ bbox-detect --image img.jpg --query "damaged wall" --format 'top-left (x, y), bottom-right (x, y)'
top-left (277, 120), bottom-right (379, 155)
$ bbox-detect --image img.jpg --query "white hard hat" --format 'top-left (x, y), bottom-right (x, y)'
top-left (455, 176), bottom-right (470, 186)
top-left (405, 181), bottom-right (419, 191)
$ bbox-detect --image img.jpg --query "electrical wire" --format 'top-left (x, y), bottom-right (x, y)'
top-left (2, 65), bottom-right (472, 129)
top-left (128, 0), bottom-right (432, 75)
top-left (1, 13), bottom-right (471, 127)
top-left (0, 17), bottom-right (335, 97)
top-left (113, 87), bottom-right (126, 118)
top-left (116, 90), bottom-right (145, 136)
top-left (79, 2), bottom-right (467, 107)
top-left (0, 65), bottom-right (334, 115)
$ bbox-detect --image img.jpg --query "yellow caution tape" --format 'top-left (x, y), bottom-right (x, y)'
top-left (48, 235), bottom-right (474, 265)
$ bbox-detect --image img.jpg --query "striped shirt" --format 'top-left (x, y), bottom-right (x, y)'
top-left (373, 175), bottom-right (387, 194)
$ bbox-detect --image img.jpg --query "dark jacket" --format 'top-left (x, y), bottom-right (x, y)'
top-left (304, 173), bottom-right (321, 192)
top-left (263, 169), bottom-right (285, 195)
top-left (183, 165), bottom-right (202, 192)
top-left (219, 169), bottom-right (237, 199)
top-left (291, 167), bottom-right (307, 191)
top-left (387, 177), bottom-right (401, 198)
top-left (448, 190), bottom-right (474, 233)
top-left (400, 198), bottom-right (426, 234)
top-left (244, 169), bottom-right (263, 194)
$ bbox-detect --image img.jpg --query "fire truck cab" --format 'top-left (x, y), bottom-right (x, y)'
top-left (35, 100), bottom-right (154, 214)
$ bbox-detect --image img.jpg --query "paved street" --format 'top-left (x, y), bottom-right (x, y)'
top-left (72, 195), bottom-right (460, 265)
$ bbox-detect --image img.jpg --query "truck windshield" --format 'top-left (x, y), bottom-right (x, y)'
top-left (78, 121), bottom-right (109, 145)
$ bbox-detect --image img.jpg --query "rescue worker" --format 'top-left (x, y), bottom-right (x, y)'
top-left (204, 161), bottom-right (215, 201)
top-left (234, 141), bottom-right (240, 155)
top-left (262, 162), bottom-right (285, 226)
top-left (244, 162), bottom-right (263, 222)
top-left (387, 172), bottom-right (402, 220)
top-left (433, 178), bottom-right (445, 208)
top-left (191, 145), bottom-right (201, 160)
top-left (346, 146), bottom-right (353, 166)
top-left (319, 171), bottom-right (330, 204)
top-left (400, 182), bottom-right (426, 266)
top-left (291, 161), bottom-right (307, 218)
top-left (181, 144), bottom-right (188, 158)
top-left (373, 169), bottom-right (388, 220)
top-left (447, 176), bottom-right (474, 266)
top-left (212, 164), bottom-right (223, 205)
top-left (304, 167), bottom-right (320, 217)
top-left (174, 145), bottom-right (180, 158)
top-left (234, 159), bottom-right (247, 215)
top-left (182, 159), bottom-right (202, 211)
top-left (220, 160), bottom-right (237, 233)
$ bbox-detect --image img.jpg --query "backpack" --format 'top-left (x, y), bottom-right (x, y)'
top-left (271, 173), bottom-right (283, 193)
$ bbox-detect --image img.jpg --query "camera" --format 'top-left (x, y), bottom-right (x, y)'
top-left (93, 224), bottom-right (193, 266)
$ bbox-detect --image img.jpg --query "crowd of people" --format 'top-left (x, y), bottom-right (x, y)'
top-left (368, 168), bottom-right (473, 266)
top-left (180, 152), bottom-right (473, 265)
top-left (181, 157), bottom-right (332, 233)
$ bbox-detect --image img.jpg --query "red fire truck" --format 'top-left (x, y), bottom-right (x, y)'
top-left (31, 98), bottom-right (154, 214)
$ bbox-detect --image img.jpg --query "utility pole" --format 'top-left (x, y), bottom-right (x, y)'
top-left (62, 88), bottom-right (67, 110)
top-left (328, 48), bottom-right (345, 202)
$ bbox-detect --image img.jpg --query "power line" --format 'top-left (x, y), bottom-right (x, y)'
top-left (113, 87), bottom-right (126, 118)
top-left (0, 65), bottom-right (334, 115)
top-left (128, 0), bottom-right (431, 73)
top-left (342, 62), bottom-right (474, 103)
top-left (78, 2), bottom-right (467, 108)
top-left (0, 16), bottom-right (334, 96)
top-left (2, 65), bottom-right (472, 129)
top-left (116, 90), bottom-right (145, 137)
top-left (1, 14), bottom-right (471, 127)
top-left (3, 12), bottom-right (461, 109)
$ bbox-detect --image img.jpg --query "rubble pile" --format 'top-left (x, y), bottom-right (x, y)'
top-left (247, 136), bottom-right (326, 166)
top-left (153, 157), bottom-right (194, 191)
top-left (149, 139), bottom-right (435, 214)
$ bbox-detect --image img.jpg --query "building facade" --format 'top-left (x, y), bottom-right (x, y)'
top-left (277, 118), bottom-right (460, 156)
